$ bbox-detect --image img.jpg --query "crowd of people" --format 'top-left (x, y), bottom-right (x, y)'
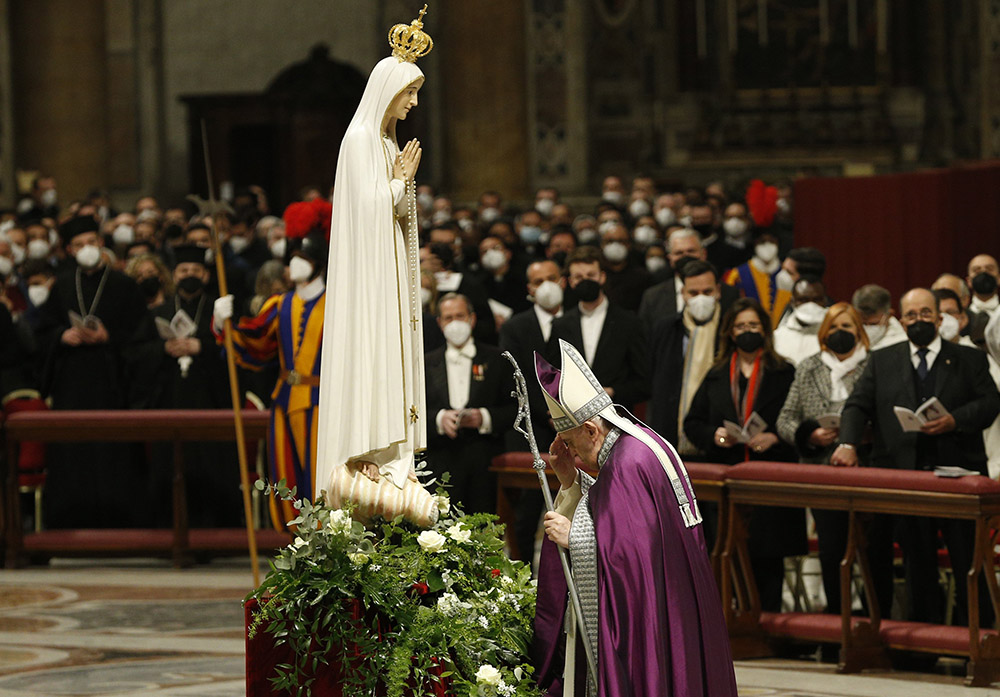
top-left (2, 172), bottom-right (1000, 625)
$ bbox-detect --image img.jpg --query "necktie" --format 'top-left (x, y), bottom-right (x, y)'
top-left (916, 347), bottom-right (929, 381)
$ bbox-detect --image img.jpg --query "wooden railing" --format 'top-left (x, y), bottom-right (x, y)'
top-left (2, 409), bottom-right (290, 568)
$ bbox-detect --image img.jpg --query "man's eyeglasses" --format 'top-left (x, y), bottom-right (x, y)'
top-left (902, 309), bottom-right (936, 322)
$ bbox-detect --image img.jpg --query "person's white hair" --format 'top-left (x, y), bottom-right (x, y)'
top-left (667, 227), bottom-right (702, 251)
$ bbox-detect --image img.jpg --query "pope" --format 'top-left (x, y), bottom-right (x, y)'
top-left (532, 339), bottom-right (737, 696)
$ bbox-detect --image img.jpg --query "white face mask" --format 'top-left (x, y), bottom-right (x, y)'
top-left (793, 301), bottom-right (827, 326)
top-left (27, 284), bottom-right (50, 307)
top-left (535, 198), bottom-right (555, 217)
top-left (479, 207), bottom-right (500, 224)
top-left (75, 244), bottom-right (101, 269)
top-left (602, 191), bottom-right (625, 206)
top-left (646, 256), bottom-right (667, 274)
top-left (457, 218), bottom-right (474, 232)
top-left (0, 256), bottom-right (12, 277)
top-left (417, 192), bottom-right (434, 211)
top-left (686, 293), bottom-right (717, 323)
top-left (269, 238), bottom-right (287, 259)
top-left (755, 242), bottom-right (779, 263)
top-left (678, 215), bottom-right (693, 228)
top-left (10, 243), bottom-right (25, 265)
top-left (633, 225), bottom-right (658, 246)
top-left (112, 224), bottom-right (135, 246)
top-left (229, 236), bottom-right (250, 255)
top-left (288, 256), bottom-right (314, 283)
top-left (723, 217), bottom-right (748, 237)
top-left (432, 209), bottom-right (452, 225)
top-left (939, 312), bottom-right (960, 341)
top-left (775, 268), bottom-right (795, 291)
top-left (533, 280), bottom-right (563, 311)
top-left (655, 207), bottom-right (677, 227)
top-left (598, 220), bottom-right (618, 236)
top-left (481, 248), bottom-right (507, 272)
top-left (628, 199), bottom-right (651, 218)
top-left (577, 228), bottom-right (599, 245)
top-left (864, 323), bottom-right (887, 346)
top-left (603, 241), bottom-right (628, 263)
top-left (442, 319), bottom-right (472, 347)
top-left (40, 189), bottom-right (58, 208)
top-left (420, 287), bottom-right (432, 307)
top-left (28, 239), bottom-right (51, 259)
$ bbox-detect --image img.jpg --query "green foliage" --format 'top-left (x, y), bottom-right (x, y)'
top-left (248, 479), bottom-right (542, 697)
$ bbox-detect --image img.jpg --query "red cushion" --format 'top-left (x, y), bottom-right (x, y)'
top-left (4, 397), bottom-right (48, 471)
top-left (491, 452), bottom-right (551, 470)
top-left (760, 611), bottom-right (842, 642)
top-left (684, 462), bottom-right (731, 482)
top-left (879, 619), bottom-right (996, 654)
top-left (725, 461), bottom-right (1000, 496)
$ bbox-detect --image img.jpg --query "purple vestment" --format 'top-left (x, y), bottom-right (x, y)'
top-left (533, 426), bottom-right (737, 696)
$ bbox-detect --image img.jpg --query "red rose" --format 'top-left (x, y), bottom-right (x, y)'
top-left (491, 569), bottom-right (501, 578)
top-left (411, 582), bottom-right (430, 595)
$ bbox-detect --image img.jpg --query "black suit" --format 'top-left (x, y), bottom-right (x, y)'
top-left (424, 342), bottom-right (517, 514)
top-left (840, 339), bottom-right (1000, 624)
top-left (638, 277), bottom-right (739, 332)
top-left (546, 301), bottom-right (649, 412)
top-left (647, 313), bottom-right (722, 444)
top-left (683, 358), bottom-right (806, 612)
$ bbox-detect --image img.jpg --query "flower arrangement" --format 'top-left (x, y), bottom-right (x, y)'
top-left (247, 478), bottom-right (543, 697)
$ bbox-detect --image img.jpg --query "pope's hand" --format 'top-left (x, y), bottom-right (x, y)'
top-left (547, 436), bottom-right (578, 489)
top-left (543, 511), bottom-right (571, 549)
top-left (213, 295), bottom-right (234, 330)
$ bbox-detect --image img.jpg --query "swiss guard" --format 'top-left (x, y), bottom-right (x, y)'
top-left (213, 198), bottom-right (330, 528)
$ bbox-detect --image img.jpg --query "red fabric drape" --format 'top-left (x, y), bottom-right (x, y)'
top-left (793, 161), bottom-right (1000, 303)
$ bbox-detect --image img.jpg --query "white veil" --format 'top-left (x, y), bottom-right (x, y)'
top-left (316, 56), bottom-right (426, 493)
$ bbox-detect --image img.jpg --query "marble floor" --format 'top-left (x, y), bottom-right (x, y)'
top-left (0, 559), bottom-right (996, 697)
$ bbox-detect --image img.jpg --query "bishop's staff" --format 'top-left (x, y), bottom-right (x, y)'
top-left (199, 119), bottom-right (261, 588)
top-left (501, 351), bottom-right (598, 684)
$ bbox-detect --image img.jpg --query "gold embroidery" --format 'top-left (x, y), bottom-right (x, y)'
top-left (409, 405), bottom-right (419, 423)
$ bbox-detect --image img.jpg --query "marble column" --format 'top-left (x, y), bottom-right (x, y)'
top-left (437, 1), bottom-right (530, 202)
top-left (10, 0), bottom-right (109, 202)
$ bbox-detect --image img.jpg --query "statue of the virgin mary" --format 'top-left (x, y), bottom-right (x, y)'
top-left (315, 6), bottom-right (438, 527)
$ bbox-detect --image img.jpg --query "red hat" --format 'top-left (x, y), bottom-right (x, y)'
top-left (283, 198), bottom-right (332, 240)
top-left (745, 179), bottom-right (779, 229)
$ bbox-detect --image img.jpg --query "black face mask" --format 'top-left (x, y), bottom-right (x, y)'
top-left (906, 320), bottom-right (937, 347)
top-left (691, 223), bottom-right (714, 238)
top-left (734, 331), bottom-right (764, 353)
top-left (138, 275), bottom-right (160, 299)
top-left (972, 272), bottom-right (998, 296)
top-left (177, 276), bottom-right (205, 296)
top-left (573, 279), bottom-right (601, 303)
top-left (825, 329), bottom-right (857, 354)
top-left (550, 250), bottom-right (568, 269)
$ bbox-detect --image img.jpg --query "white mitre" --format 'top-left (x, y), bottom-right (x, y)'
top-left (534, 339), bottom-right (702, 528)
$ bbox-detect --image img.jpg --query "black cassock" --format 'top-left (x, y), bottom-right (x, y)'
top-left (130, 291), bottom-right (242, 528)
top-left (37, 263), bottom-right (150, 528)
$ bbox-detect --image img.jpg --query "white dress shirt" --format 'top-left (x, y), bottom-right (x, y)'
top-left (435, 339), bottom-right (493, 435)
top-left (674, 276), bottom-right (684, 313)
top-left (578, 296), bottom-right (609, 365)
top-left (909, 334), bottom-right (942, 372)
top-left (533, 303), bottom-right (564, 343)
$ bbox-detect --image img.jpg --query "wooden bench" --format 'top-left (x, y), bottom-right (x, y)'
top-left (2, 409), bottom-right (289, 568)
top-left (721, 461), bottom-right (1000, 686)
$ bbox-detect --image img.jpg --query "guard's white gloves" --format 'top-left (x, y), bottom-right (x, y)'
top-left (213, 294), bottom-right (234, 331)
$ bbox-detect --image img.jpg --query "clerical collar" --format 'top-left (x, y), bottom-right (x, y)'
top-left (296, 276), bottom-right (325, 301)
top-left (597, 426), bottom-right (621, 469)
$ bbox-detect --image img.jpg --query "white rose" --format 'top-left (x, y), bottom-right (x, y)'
top-left (436, 495), bottom-right (450, 513)
top-left (475, 664), bottom-right (502, 686)
top-left (291, 536), bottom-right (306, 549)
top-left (328, 509), bottom-right (352, 536)
top-left (347, 552), bottom-right (369, 565)
top-left (417, 530), bottom-right (446, 553)
top-left (446, 523), bottom-right (471, 543)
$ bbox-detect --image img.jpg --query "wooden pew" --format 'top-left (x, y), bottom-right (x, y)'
top-left (2, 409), bottom-right (289, 568)
top-left (721, 461), bottom-right (1000, 687)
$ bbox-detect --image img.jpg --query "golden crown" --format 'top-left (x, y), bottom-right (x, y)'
top-left (389, 4), bottom-right (433, 63)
